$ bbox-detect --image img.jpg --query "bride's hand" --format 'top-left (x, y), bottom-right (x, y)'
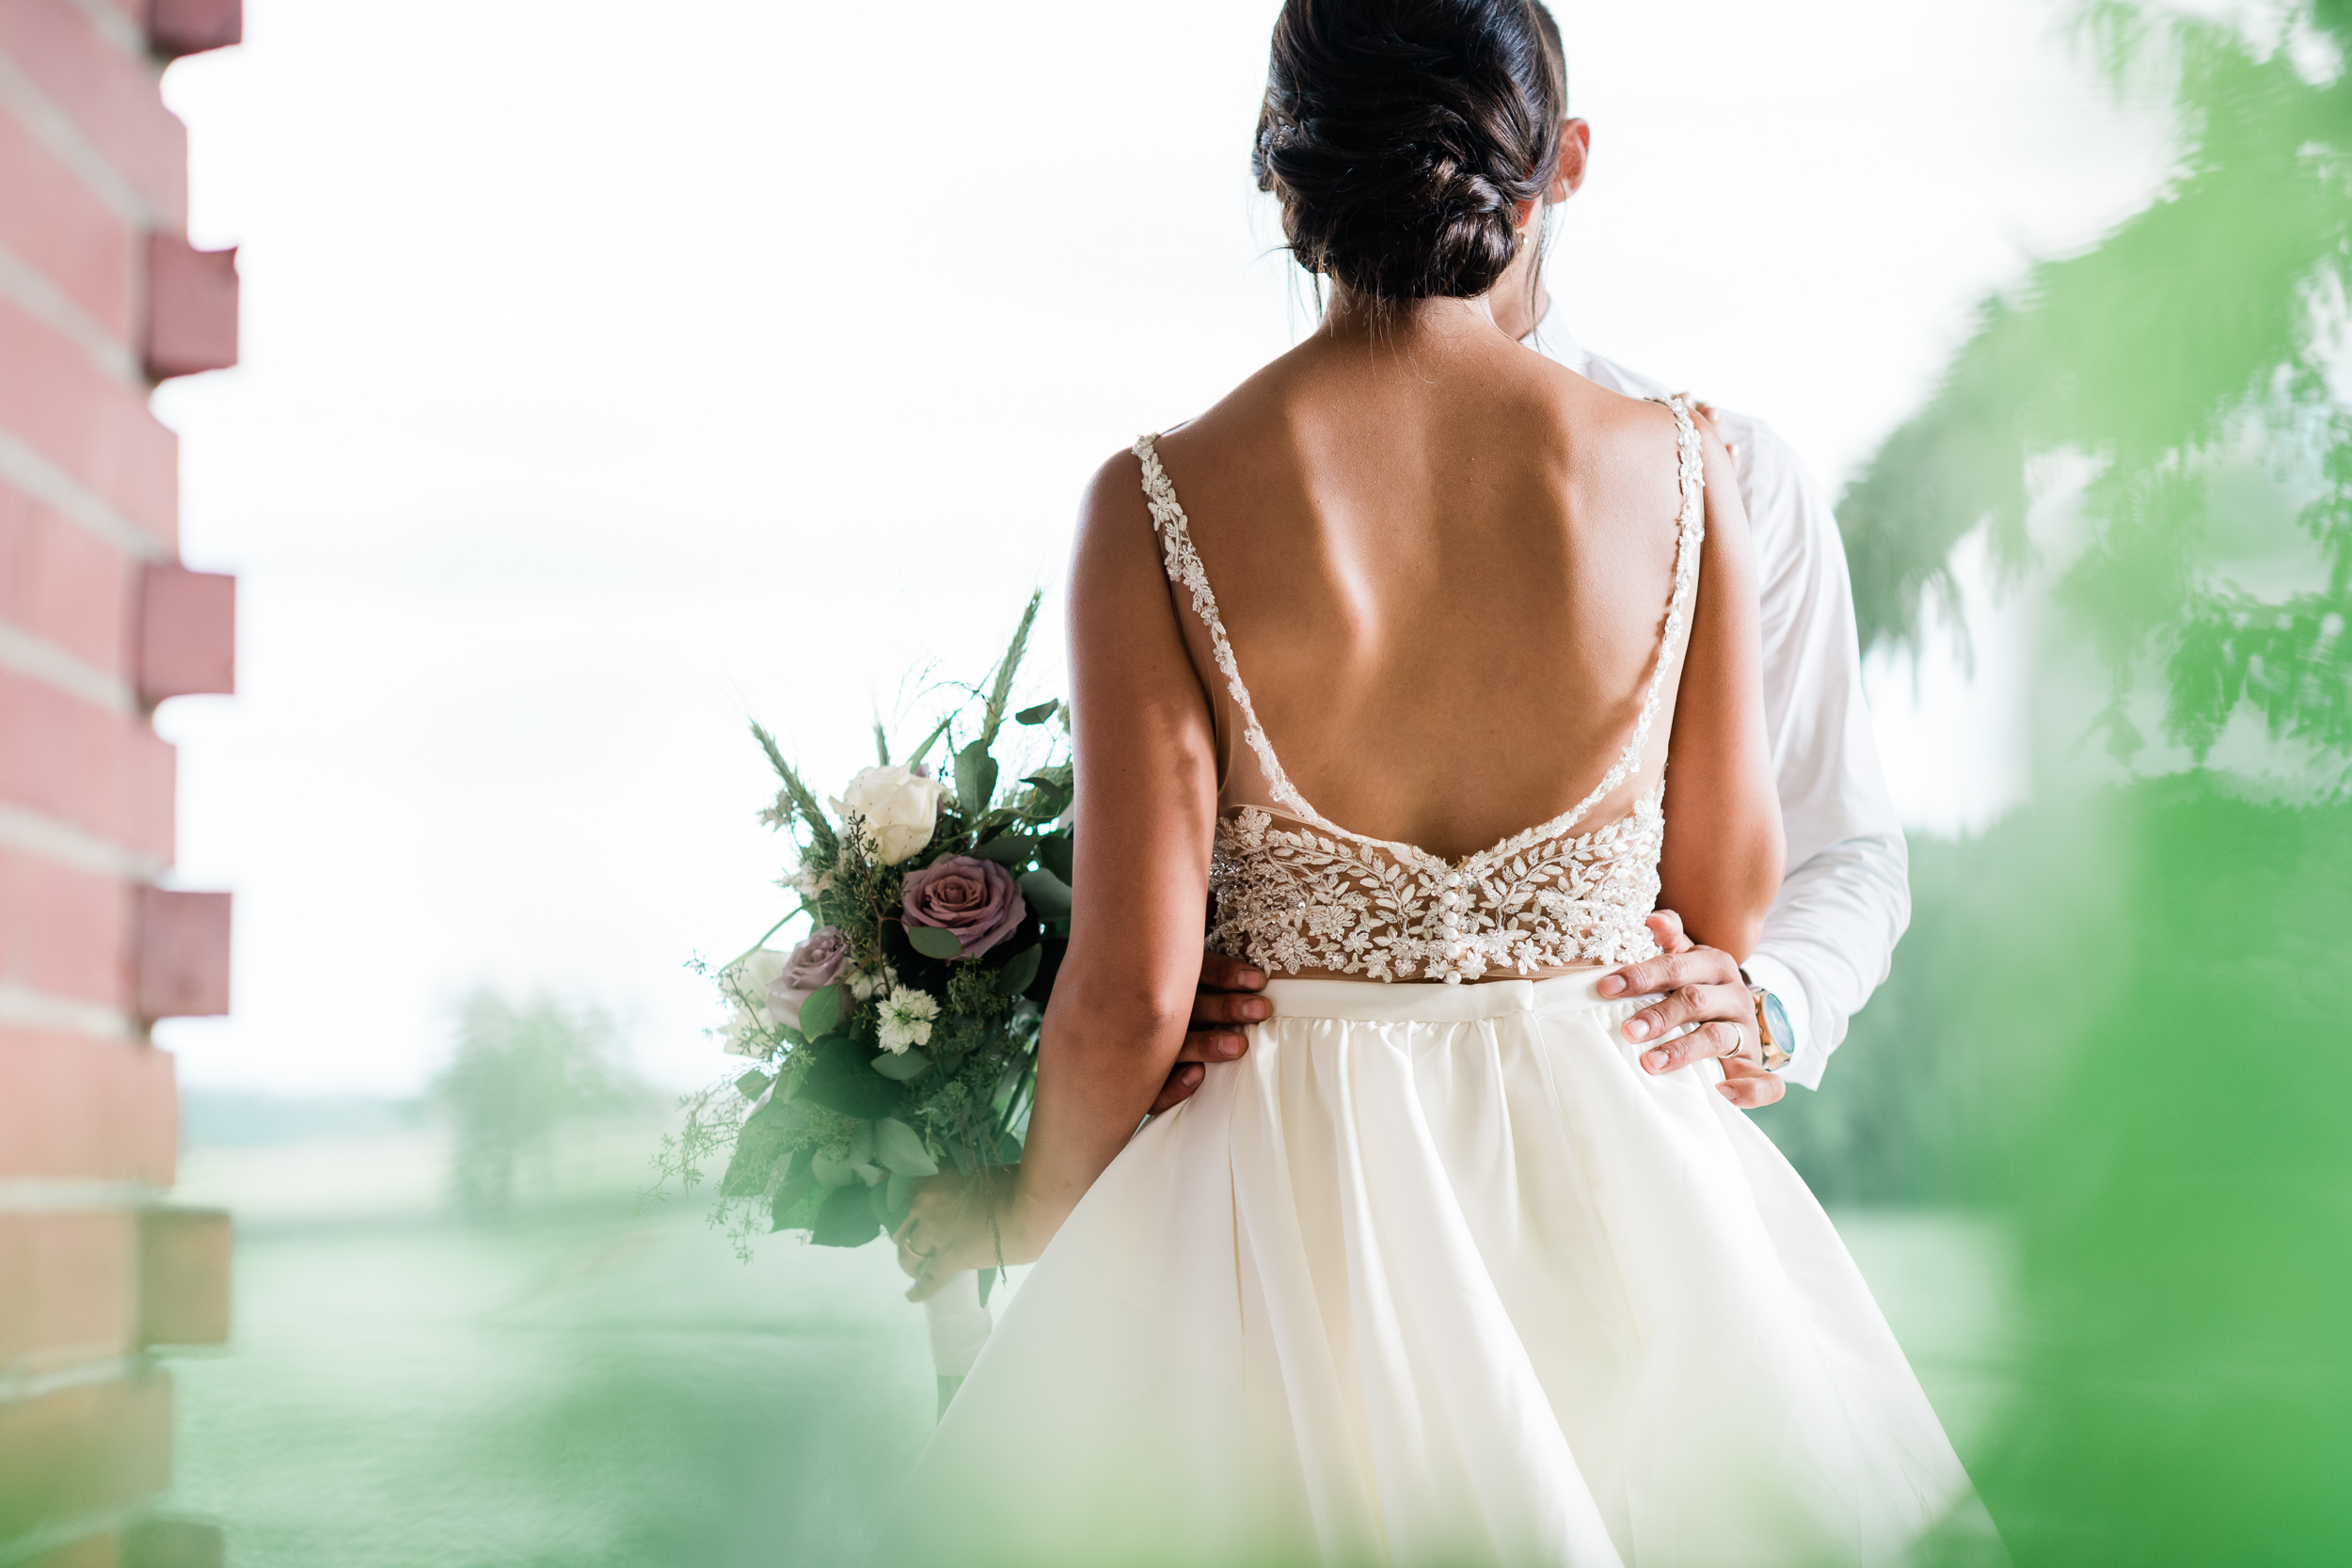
top-left (893, 1166), bottom-right (1029, 1303)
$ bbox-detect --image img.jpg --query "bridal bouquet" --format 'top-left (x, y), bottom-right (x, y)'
top-left (656, 594), bottom-right (1071, 1267)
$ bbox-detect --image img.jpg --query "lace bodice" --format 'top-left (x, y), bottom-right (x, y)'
top-left (1136, 395), bottom-right (1706, 984)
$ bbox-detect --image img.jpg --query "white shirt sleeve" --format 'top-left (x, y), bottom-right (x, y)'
top-left (1724, 416), bottom-right (1908, 1089)
top-left (1554, 342), bottom-right (1908, 1089)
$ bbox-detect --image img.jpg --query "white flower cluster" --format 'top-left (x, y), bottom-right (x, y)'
top-left (877, 986), bottom-right (940, 1054)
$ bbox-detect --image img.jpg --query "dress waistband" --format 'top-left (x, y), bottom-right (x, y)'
top-left (1259, 970), bottom-right (1631, 1024)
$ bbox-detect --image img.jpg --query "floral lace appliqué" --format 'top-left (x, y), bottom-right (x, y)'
top-left (1208, 784), bottom-right (1668, 982)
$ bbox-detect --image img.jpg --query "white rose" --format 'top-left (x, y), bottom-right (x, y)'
top-left (829, 765), bottom-right (945, 866)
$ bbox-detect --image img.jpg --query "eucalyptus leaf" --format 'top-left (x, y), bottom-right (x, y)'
top-left (871, 1047), bottom-right (931, 1082)
top-left (956, 738), bottom-right (1000, 820)
top-left (718, 1139), bottom-right (782, 1200)
top-left (851, 1162), bottom-right (885, 1187)
top-left (798, 1036), bottom-right (903, 1120)
top-left (997, 1129), bottom-right (1025, 1164)
top-left (906, 925), bottom-right (963, 960)
top-left (873, 1117), bottom-right (941, 1177)
top-left (972, 833), bottom-right (1037, 867)
top-left (768, 1170), bottom-right (815, 1232)
top-left (810, 1150), bottom-right (855, 1189)
top-left (718, 1095), bottom-right (801, 1196)
top-left (883, 1170), bottom-right (915, 1228)
top-left (998, 944), bottom-right (1042, 996)
top-left (796, 983), bottom-right (844, 1041)
top-left (1021, 782), bottom-right (1073, 822)
top-left (734, 1069), bottom-right (771, 1101)
top-left (1014, 700), bottom-right (1060, 726)
top-left (1018, 868), bottom-right (1073, 919)
top-left (1036, 833), bottom-right (1074, 886)
top-left (811, 1181), bottom-right (883, 1247)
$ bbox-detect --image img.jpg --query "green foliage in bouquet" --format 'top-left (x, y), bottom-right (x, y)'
top-left (652, 594), bottom-right (1073, 1258)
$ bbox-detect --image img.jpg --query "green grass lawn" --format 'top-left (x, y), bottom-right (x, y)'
top-left (156, 1124), bottom-right (2011, 1567)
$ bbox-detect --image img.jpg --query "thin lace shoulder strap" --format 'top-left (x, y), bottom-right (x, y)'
top-left (1132, 434), bottom-right (1302, 819)
top-left (1131, 398), bottom-right (1704, 873)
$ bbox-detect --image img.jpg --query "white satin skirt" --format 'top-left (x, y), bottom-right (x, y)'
top-left (876, 974), bottom-right (1987, 1568)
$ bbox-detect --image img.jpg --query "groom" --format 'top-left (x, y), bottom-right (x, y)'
top-left (1158, 19), bottom-right (1906, 1116)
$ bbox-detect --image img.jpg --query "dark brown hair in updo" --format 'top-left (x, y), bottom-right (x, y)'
top-left (1252, 0), bottom-right (1565, 306)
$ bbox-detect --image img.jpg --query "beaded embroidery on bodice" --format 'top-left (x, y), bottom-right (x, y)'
top-left (1135, 394), bottom-right (1707, 984)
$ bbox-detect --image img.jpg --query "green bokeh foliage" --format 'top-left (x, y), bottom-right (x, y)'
top-left (1783, 3), bottom-right (2352, 1559)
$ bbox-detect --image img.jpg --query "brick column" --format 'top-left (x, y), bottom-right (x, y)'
top-left (0, 2), bottom-right (240, 1562)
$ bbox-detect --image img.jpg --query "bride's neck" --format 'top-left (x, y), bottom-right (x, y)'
top-left (1318, 289), bottom-right (1506, 349)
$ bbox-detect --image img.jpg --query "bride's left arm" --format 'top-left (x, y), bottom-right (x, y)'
top-left (1655, 424), bottom-right (1785, 961)
top-left (898, 450), bottom-right (1220, 1298)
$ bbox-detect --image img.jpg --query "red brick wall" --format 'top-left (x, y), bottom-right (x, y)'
top-left (0, 4), bottom-right (239, 1562)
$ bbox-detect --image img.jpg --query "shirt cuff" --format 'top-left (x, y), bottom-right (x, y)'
top-left (1740, 951), bottom-right (1818, 1088)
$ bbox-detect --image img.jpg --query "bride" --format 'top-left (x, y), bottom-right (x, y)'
top-left (880, 2), bottom-right (1982, 1563)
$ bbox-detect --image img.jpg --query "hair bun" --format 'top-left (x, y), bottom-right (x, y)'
top-left (1253, 0), bottom-right (1563, 305)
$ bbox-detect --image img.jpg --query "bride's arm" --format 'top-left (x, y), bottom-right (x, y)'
top-left (1656, 424), bottom-right (1785, 961)
top-left (899, 451), bottom-right (1219, 1291)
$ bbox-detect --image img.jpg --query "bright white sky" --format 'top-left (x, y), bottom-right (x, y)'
top-left (150, 0), bottom-right (2170, 1095)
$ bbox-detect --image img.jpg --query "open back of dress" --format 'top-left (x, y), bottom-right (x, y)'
top-left (1136, 395), bottom-right (1703, 983)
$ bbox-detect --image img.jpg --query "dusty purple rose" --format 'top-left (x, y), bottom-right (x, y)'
top-left (901, 855), bottom-right (1026, 959)
top-left (765, 927), bottom-right (849, 1030)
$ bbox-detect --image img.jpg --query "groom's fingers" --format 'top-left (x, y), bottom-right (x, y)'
top-left (1184, 989), bottom-right (1270, 1039)
top-left (1643, 1017), bottom-right (1749, 1075)
top-left (1717, 1057), bottom-right (1787, 1109)
top-left (1147, 1063), bottom-right (1206, 1117)
top-left (1197, 952), bottom-right (1268, 994)
top-left (1601, 942), bottom-right (1742, 1010)
top-left (1175, 984), bottom-right (1273, 1076)
top-left (1644, 909), bottom-right (1692, 954)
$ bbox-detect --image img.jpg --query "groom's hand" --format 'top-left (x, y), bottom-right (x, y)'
top-left (1600, 911), bottom-right (1786, 1110)
top-left (1148, 952), bottom-right (1270, 1116)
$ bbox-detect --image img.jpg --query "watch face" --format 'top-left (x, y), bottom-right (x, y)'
top-left (1760, 990), bottom-right (1791, 1050)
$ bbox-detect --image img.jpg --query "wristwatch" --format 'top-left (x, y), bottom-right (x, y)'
top-left (1739, 968), bottom-right (1793, 1072)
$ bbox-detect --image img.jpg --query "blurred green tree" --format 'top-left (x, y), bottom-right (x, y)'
top-left (1838, 0), bottom-right (2352, 770)
top-left (1784, 4), bottom-right (2352, 1560)
top-left (432, 991), bottom-right (644, 1215)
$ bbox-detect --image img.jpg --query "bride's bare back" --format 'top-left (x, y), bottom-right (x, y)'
top-left (1152, 315), bottom-right (1702, 860)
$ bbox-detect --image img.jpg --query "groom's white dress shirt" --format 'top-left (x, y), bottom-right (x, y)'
top-left (1530, 313), bottom-right (1906, 1088)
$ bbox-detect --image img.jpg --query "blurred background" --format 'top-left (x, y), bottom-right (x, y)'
top-left (3, 0), bottom-right (2345, 1563)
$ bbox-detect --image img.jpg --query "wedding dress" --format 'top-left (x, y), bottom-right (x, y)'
top-left (877, 398), bottom-right (1985, 1568)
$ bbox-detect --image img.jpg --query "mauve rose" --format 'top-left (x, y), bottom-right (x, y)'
top-left (901, 856), bottom-right (1026, 960)
top-left (765, 927), bottom-right (849, 1030)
